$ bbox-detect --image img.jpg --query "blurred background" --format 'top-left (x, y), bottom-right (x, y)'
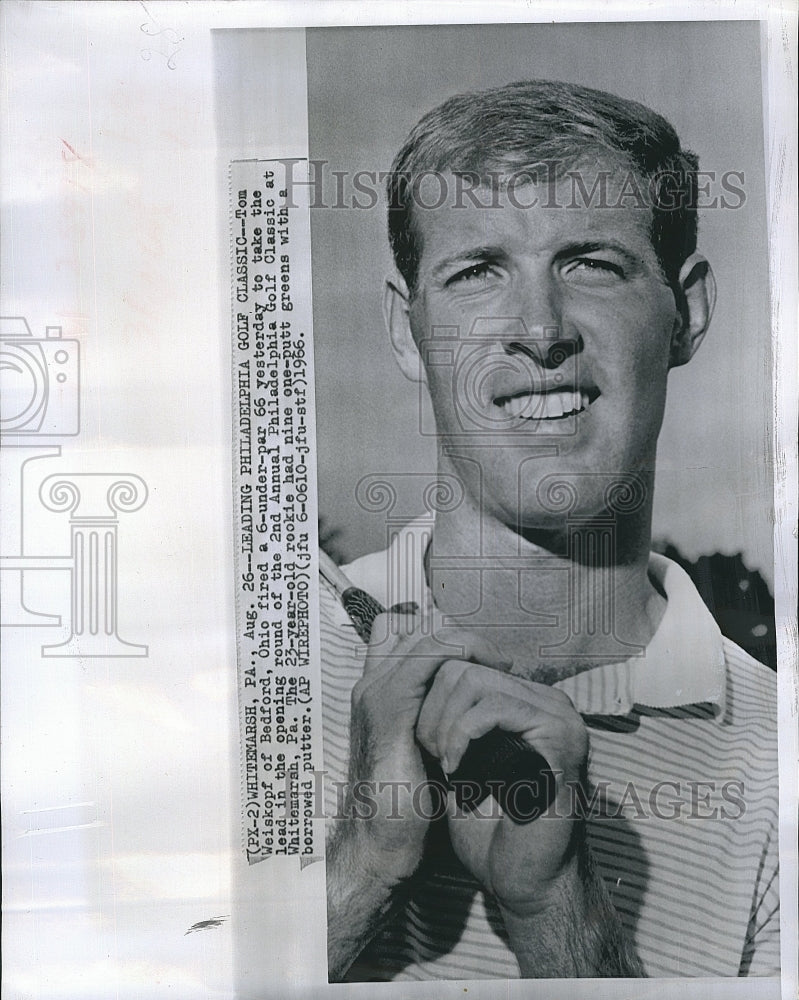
top-left (306, 22), bottom-right (776, 667)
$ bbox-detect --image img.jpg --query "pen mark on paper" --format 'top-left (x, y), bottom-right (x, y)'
top-left (185, 915), bottom-right (229, 935)
top-left (60, 140), bottom-right (91, 166)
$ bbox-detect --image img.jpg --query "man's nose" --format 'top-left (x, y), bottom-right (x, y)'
top-left (503, 335), bottom-right (582, 369)
top-left (497, 267), bottom-right (580, 368)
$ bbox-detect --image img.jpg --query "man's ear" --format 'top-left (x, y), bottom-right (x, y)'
top-left (669, 252), bottom-right (716, 368)
top-left (383, 273), bottom-right (426, 383)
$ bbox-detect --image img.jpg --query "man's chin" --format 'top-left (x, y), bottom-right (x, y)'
top-left (489, 488), bottom-right (645, 538)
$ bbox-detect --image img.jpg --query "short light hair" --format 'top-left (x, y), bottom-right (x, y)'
top-left (386, 79), bottom-right (699, 295)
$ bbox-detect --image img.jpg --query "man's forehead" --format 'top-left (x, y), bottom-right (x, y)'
top-left (412, 168), bottom-right (656, 259)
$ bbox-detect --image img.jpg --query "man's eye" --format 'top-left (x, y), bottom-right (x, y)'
top-left (446, 262), bottom-right (495, 286)
top-left (567, 258), bottom-right (625, 280)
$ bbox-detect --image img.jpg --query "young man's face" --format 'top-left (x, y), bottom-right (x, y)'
top-left (397, 166), bottom-right (694, 530)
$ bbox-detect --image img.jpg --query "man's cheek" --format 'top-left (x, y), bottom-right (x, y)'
top-left (427, 372), bottom-right (457, 415)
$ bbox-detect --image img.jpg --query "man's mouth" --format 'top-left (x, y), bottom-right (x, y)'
top-left (494, 388), bottom-right (600, 420)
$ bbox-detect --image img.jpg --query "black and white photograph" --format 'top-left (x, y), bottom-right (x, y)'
top-left (2, 4), bottom-right (796, 999)
top-left (303, 21), bottom-right (779, 983)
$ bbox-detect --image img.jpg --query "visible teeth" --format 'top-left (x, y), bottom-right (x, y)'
top-left (501, 390), bottom-right (588, 420)
top-left (502, 394), bottom-right (535, 418)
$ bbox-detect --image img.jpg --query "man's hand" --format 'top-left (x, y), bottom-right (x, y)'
top-left (345, 612), bottom-right (512, 881)
top-left (416, 662), bottom-right (586, 906)
top-left (326, 611), bottom-right (511, 979)
top-left (329, 613), bottom-right (641, 979)
top-left (415, 658), bottom-right (642, 977)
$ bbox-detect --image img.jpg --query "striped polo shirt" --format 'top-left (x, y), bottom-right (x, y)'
top-left (320, 521), bottom-right (779, 980)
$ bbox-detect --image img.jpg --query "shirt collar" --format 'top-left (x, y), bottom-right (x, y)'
top-left (554, 553), bottom-right (726, 722)
top-left (343, 521), bottom-right (727, 721)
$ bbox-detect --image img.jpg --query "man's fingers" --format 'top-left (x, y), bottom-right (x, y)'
top-left (415, 659), bottom-right (470, 757)
top-left (390, 631), bottom-right (511, 706)
top-left (363, 621), bottom-right (513, 694)
top-left (417, 666), bottom-right (584, 775)
top-left (417, 662), bottom-right (575, 769)
top-left (440, 696), bottom-right (532, 774)
top-left (362, 611), bottom-right (416, 675)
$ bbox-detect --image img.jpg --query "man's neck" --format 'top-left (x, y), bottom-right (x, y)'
top-left (428, 492), bottom-right (666, 684)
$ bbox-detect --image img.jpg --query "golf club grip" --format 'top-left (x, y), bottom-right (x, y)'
top-left (448, 727), bottom-right (556, 824)
top-left (340, 584), bottom-right (556, 824)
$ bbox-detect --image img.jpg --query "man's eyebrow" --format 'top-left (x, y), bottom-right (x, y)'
top-left (428, 239), bottom-right (648, 281)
